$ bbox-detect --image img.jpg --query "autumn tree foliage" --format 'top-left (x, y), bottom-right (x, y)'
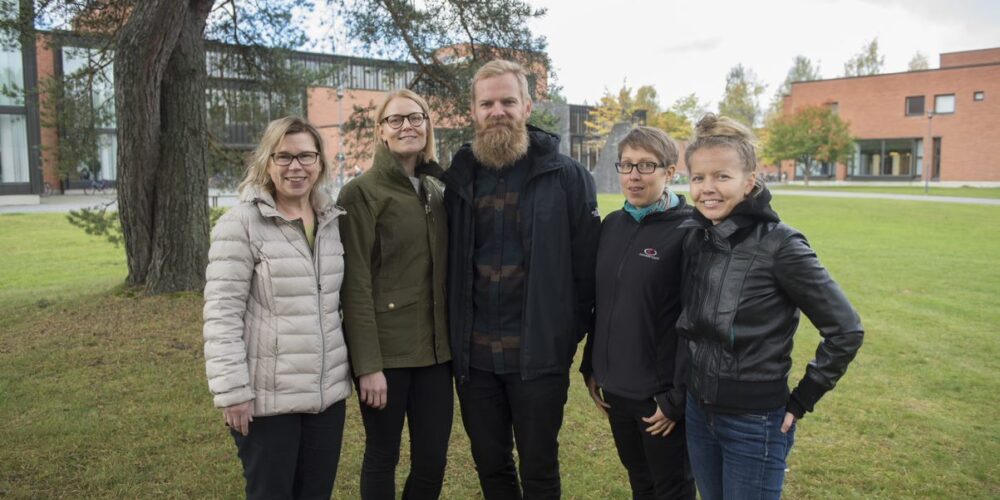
top-left (762, 105), bottom-right (853, 186)
top-left (585, 83), bottom-right (706, 150)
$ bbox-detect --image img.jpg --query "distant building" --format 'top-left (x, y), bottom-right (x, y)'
top-left (778, 47), bottom-right (1000, 183)
top-left (0, 33), bottom-right (589, 204)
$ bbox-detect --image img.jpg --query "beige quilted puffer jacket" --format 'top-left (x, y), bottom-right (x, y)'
top-left (203, 186), bottom-right (352, 416)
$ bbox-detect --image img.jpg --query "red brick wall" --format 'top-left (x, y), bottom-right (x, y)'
top-left (306, 87), bottom-right (387, 175)
top-left (940, 48), bottom-right (1000, 68)
top-left (786, 63), bottom-right (1000, 181)
top-left (35, 36), bottom-right (61, 189)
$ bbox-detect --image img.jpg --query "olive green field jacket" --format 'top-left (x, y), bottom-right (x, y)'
top-left (337, 145), bottom-right (450, 376)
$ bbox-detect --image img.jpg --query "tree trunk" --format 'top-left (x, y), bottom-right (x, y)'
top-left (114, 0), bottom-right (214, 294)
top-left (803, 155), bottom-right (811, 187)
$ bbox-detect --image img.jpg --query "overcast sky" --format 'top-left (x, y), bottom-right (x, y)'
top-left (305, 0), bottom-right (1000, 109)
top-left (528, 0), bottom-right (1000, 107)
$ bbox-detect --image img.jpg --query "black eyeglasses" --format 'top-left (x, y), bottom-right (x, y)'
top-left (381, 112), bottom-right (427, 129)
top-left (271, 152), bottom-right (319, 166)
top-left (615, 161), bottom-right (661, 174)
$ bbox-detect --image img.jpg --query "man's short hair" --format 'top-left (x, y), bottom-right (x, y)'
top-left (471, 59), bottom-right (532, 105)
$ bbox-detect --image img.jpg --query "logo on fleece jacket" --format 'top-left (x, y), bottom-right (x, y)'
top-left (639, 248), bottom-right (659, 261)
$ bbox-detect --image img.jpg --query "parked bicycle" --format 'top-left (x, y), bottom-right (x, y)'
top-left (84, 177), bottom-right (110, 195)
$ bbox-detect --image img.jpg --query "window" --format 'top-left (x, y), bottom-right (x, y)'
top-left (0, 114), bottom-right (30, 183)
top-left (850, 139), bottom-right (921, 178)
top-left (1, 43), bottom-right (29, 184)
top-left (934, 94), bottom-right (955, 114)
top-left (915, 139), bottom-right (923, 175)
top-left (795, 159), bottom-right (834, 178)
top-left (0, 46), bottom-right (25, 106)
top-left (62, 47), bottom-right (116, 127)
top-left (974, 91), bottom-right (985, 101)
top-left (933, 138), bottom-right (942, 179)
top-left (827, 102), bottom-right (839, 115)
top-left (905, 96), bottom-right (925, 116)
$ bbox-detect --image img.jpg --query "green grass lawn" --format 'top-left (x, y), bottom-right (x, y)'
top-left (1, 200), bottom-right (999, 498)
top-left (766, 184), bottom-right (1000, 199)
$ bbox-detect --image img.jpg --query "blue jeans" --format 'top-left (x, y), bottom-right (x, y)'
top-left (685, 394), bottom-right (795, 500)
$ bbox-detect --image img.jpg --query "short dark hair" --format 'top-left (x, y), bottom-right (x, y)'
top-left (617, 126), bottom-right (679, 167)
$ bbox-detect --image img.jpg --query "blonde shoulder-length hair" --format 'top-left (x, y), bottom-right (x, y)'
top-left (238, 116), bottom-right (332, 198)
top-left (373, 88), bottom-right (437, 164)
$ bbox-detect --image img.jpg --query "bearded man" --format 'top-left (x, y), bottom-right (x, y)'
top-left (442, 59), bottom-right (601, 499)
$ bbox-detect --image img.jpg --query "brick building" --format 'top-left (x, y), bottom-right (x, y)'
top-left (779, 48), bottom-right (1000, 183)
top-left (0, 33), bottom-right (594, 204)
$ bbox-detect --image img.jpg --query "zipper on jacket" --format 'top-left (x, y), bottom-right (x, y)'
top-left (423, 180), bottom-right (440, 365)
top-left (605, 220), bottom-right (643, 375)
top-left (709, 231), bottom-right (731, 344)
top-left (312, 216), bottom-right (328, 410)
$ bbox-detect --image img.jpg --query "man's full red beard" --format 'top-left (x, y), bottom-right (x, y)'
top-left (471, 116), bottom-right (530, 170)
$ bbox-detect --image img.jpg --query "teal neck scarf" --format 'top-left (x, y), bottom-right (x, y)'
top-left (624, 190), bottom-right (679, 222)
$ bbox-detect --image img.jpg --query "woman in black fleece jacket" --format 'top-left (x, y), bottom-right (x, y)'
top-left (581, 127), bottom-right (695, 500)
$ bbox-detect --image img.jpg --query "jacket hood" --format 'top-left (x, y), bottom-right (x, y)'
top-left (526, 124), bottom-right (561, 156)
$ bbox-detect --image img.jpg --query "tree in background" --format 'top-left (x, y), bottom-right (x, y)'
top-left (331, 0), bottom-right (550, 160)
top-left (767, 55), bottom-right (822, 117)
top-left (718, 64), bottom-right (766, 128)
top-left (2, 0), bottom-right (325, 294)
top-left (843, 38), bottom-right (884, 77)
top-left (762, 104), bottom-right (853, 186)
top-left (908, 51), bottom-right (930, 71)
top-left (585, 83), bottom-right (697, 153)
top-left (670, 93), bottom-right (709, 127)
top-left (3, 0), bottom-right (550, 292)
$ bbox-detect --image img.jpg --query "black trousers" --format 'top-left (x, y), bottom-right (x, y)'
top-left (359, 362), bottom-right (454, 500)
top-left (457, 368), bottom-right (569, 500)
top-left (604, 391), bottom-right (695, 500)
top-left (231, 399), bottom-right (346, 500)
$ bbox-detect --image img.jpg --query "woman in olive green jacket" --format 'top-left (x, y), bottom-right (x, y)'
top-left (337, 89), bottom-right (451, 500)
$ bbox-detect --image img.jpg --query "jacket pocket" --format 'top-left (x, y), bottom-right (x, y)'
top-left (373, 285), bottom-right (426, 357)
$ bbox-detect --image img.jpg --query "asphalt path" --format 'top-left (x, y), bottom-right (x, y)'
top-left (0, 192), bottom-right (242, 214)
top-left (765, 189), bottom-right (1000, 206)
top-left (2, 188), bottom-right (999, 214)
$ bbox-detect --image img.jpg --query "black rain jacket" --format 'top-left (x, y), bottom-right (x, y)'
top-left (442, 126), bottom-right (601, 382)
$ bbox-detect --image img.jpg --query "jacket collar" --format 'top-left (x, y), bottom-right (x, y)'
top-left (241, 184), bottom-right (344, 224)
top-left (679, 185), bottom-right (780, 240)
top-left (370, 143), bottom-right (445, 185)
top-left (442, 124), bottom-right (562, 202)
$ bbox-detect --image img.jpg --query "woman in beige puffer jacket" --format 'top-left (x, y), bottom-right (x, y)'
top-left (203, 116), bottom-right (351, 499)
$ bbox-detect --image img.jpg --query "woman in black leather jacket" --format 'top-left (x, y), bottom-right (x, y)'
top-left (677, 114), bottom-right (864, 500)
